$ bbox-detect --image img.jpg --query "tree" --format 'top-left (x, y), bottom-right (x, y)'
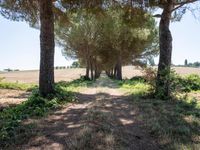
top-left (38, 0), bottom-right (55, 96)
top-left (71, 61), bottom-right (80, 68)
top-left (56, 7), bottom-right (158, 80)
top-left (149, 57), bottom-right (156, 66)
top-left (184, 59), bottom-right (188, 66)
top-left (148, 0), bottom-right (199, 98)
top-left (0, 0), bottom-right (57, 96)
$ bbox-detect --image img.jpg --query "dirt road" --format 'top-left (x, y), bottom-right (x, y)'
top-left (17, 74), bottom-right (159, 150)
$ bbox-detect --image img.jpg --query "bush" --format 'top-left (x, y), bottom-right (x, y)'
top-left (118, 77), bottom-right (151, 97)
top-left (179, 74), bottom-right (200, 92)
top-left (122, 68), bottom-right (200, 99)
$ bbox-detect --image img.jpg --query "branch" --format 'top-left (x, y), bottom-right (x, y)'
top-left (172, 0), bottom-right (198, 12)
top-left (153, 14), bottom-right (162, 18)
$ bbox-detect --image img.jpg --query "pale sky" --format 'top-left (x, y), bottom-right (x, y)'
top-left (0, 11), bottom-right (199, 70)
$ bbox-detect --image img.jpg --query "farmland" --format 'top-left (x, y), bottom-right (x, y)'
top-left (0, 66), bottom-right (199, 83)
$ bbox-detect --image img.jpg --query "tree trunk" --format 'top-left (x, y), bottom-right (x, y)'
top-left (114, 66), bottom-right (117, 77)
top-left (90, 57), bottom-right (94, 80)
top-left (115, 56), bottom-right (122, 80)
top-left (39, 0), bottom-right (55, 96)
top-left (94, 58), bottom-right (98, 79)
top-left (86, 59), bottom-right (90, 79)
top-left (156, 3), bottom-right (173, 98)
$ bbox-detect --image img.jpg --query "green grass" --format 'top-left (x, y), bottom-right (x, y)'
top-left (0, 78), bottom-right (91, 148)
top-left (117, 77), bottom-right (200, 149)
top-left (0, 81), bottom-right (37, 91)
top-left (117, 77), bottom-right (151, 97)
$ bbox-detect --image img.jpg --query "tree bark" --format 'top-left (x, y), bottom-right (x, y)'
top-left (90, 57), bottom-right (94, 80)
top-left (39, 0), bottom-right (55, 96)
top-left (94, 57), bottom-right (98, 79)
top-left (86, 59), bottom-right (90, 79)
top-left (156, 2), bottom-right (173, 98)
top-left (115, 56), bottom-right (122, 80)
top-left (114, 66), bottom-right (117, 78)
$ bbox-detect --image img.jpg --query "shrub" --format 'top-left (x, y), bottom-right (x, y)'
top-left (118, 77), bottom-right (151, 97)
top-left (142, 67), bottom-right (157, 92)
top-left (180, 74), bottom-right (200, 92)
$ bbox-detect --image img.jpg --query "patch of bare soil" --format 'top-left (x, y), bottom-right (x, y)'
top-left (0, 89), bottom-right (30, 110)
top-left (15, 74), bottom-right (160, 150)
top-left (188, 92), bottom-right (200, 101)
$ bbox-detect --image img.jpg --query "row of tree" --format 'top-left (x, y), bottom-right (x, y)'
top-left (56, 8), bottom-right (158, 80)
top-left (0, 0), bottom-right (199, 98)
top-left (184, 59), bottom-right (200, 67)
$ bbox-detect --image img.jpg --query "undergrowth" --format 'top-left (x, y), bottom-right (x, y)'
top-left (0, 78), bottom-right (91, 148)
top-left (117, 76), bottom-right (151, 97)
top-left (118, 74), bottom-right (200, 149)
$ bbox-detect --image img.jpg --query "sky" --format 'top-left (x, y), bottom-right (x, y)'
top-left (0, 11), bottom-right (200, 71)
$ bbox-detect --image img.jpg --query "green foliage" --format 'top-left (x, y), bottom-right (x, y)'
top-left (56, 7), bottom-right (158, 72)
top-left (118, 77), bottom-right (151, 97)
top-left (71, 61), bottom-right (81, 68)
top-left (177, 74), bottom-right (200, 92)
top-left (187, 61), bottom-right (200, 67)
top-left (142, 67), bottom-right (200, 99)
top-left (0, 81), bottom-right (37, 91)
top-left (0, 78), bottom-right (90, 148)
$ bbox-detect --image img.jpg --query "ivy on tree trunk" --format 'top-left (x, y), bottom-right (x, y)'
top-left (156, 3), bottom-right (173, 98)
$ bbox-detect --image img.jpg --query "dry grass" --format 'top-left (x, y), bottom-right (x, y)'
top-left (122, 66), bottom-right (200, 79)
top-left (67, 109), bottom-right (118, 150)
top-left (0, 68), bottom-right (85, 83)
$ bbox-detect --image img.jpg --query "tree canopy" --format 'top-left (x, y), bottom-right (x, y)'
top-left (55, 7), bottom-right (158, 80)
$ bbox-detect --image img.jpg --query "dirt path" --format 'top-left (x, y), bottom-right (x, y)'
top-left (18, 74), bottom-right (160, 150)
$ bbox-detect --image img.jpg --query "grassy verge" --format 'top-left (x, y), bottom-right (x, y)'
top-left (118, 77), bottom-right (200, 149)
top-left (117, 77), bottom-right (151, 97)
top-left (0, 78), bottom-right (92, 148)
top-left (0, 81), bottom-right (37, 91)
